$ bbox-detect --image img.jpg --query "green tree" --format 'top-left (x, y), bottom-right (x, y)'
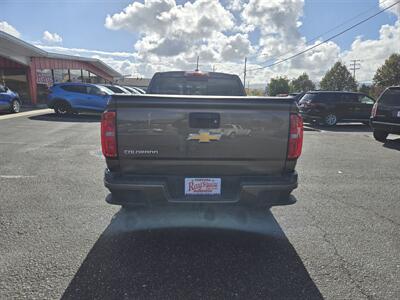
top-left (373, 53), bottom-right (400, 87)
top-left (320, 61), bottom-right (357, 91)
top-left (247, 88), bottom-right (264, 96)
top-left (358, 83), bottom-right (371, 95)
top-left (268, 76), bottom-right (290, 96)
top-left (370, 84), bottom-right (385, 99)
top-left (290, 73), bottom-right (315, 92)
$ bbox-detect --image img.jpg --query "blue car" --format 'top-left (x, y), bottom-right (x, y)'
top-left (0, 84), bottom-right (21, 113)
top-left (47, 83), bottom-right (113, 114)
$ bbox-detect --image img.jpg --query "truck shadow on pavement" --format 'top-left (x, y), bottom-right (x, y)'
top-left (383, 138), bottom-right (400, 151)
top-left (61, 208), bottom-right (323, 300)
top-left (29, 113), bottom-right (101, 123)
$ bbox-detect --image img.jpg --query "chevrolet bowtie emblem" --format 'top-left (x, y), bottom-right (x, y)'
top-left (187, 131), bottom-right (222, 143)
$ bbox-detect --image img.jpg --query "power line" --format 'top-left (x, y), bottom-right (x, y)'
top-left (246, 0), bottom-right (392, 62)
top-left (246, 0), bottom-right (400, 73)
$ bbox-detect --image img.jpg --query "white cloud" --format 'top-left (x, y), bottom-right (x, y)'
top-left (227, 0), bottom-right (245, 12)
top-left (217, 32), bottom-right (254, 61)
top-left (0, 21), bottom-right (21, 38)
top-left (106, 0), bottom-right (236, 58)
top-left (380, 0), bottom-right (400, 17)
top-left (341, 20), bottom-right (400, 82)
top-left (242, 0), bottom-right (304, 42)
top-left (105, 0), bottom-right (176, 34)
top-left (42, 31), bottom-right (63, 44)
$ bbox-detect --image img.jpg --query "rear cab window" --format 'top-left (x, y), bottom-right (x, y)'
top-left (379, 88), bottom-right (400, 106)
top-left (299, 93), bottom-right (318, 103)
top-left (147, 72), bottom-right (246, 96)
top-left (310, 93), bottom-right (333, 103)
top-left (358, 94), bottom-right (375, 104)
top-left (339, 93), bottom-right (358, 103)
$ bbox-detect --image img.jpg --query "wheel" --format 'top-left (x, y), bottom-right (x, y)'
top-left (10, 99), bottom-right (21, 113)
top-left (229, 132), bottom-right (236, 138)
top-left (324, 113), bottom-right (337, 126)
top-left (54, 101), bottom-right (72, 115)
top-left (373, 130), bottom-right (388, 142)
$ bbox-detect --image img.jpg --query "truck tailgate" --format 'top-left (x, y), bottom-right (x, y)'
top-left (114, 95), bottom-right (294, 176)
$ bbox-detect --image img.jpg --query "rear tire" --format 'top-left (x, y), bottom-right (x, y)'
top-left (324, 113), bottom-right (337, 126)
top-left (373, 130), bottom-right (388, 142)
top-left (54, 101), bottom-right (72, 115)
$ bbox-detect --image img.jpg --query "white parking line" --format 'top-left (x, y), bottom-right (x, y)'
top-left (0, 109), bottom-right (52, 121)
top-left (0, 175), bottom-right (36, 179)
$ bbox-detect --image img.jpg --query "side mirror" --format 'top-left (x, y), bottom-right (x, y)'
top-left (4, 86), bottom-right (9, 91)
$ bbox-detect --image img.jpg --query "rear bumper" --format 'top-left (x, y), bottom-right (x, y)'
top-left (104, 170), bottom-right (298, 208)
top-left (370, 118), bottom-right (400, 134)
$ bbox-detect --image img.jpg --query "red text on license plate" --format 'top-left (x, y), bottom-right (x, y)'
top-left (185, 178), bottom-right (221, 195)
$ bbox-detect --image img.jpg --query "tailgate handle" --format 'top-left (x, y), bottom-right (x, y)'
top-left (189, 113), bottom-right (220, 129)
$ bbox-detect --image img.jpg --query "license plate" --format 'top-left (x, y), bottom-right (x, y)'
top-left (397, 111), bottom-right (400, 117)
top-left (185, 178), bottom-right (221, 195)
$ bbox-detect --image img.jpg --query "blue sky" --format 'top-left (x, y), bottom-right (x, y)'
top-left (1, 0), bottom-right (399, 83)
top-left (1, 0), bottom-right (396, 51)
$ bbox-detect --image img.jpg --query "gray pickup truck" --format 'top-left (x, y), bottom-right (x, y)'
top-left (101, 71), bottom-right (303, 209)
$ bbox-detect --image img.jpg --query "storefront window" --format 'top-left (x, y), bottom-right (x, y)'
top-left (53, 69), bottom-right (69, 83)
top-left (89, 72), bottom-right (99, 83)
top-left (82, 70), bottom-right (90, 83)
top-left (0, 68), bottom-right (29, 104)
top-left (36, 69), bottom-right (53, 86)
top-left (70, 69), bottom-right (82, 82)
top-left (36, 69), bottom-right (53, 104)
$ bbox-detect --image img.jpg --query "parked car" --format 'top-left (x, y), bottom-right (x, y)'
top-left (47, 83), bottom-right (113, 114)
top-left (370, 86), bottom-right (400, 142)
top-left (298, 91), bottom-right (375, 126)
top-left (131, 87), bottom-right (146, 94)
top-left (102, 84), bottom-right (131, 94)
top-left (0, 84), bottom-right (21, 113)
top-left (289, 92), bottom-right (305, 103)
top-left (102, 71), bottom-right (302, 209)
top-left (123, 86), bottom-right (140, 94)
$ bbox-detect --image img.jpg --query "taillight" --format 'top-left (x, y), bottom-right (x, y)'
top-left (287, 114), bottom-right (303, 160)
top-left (101, 111), bottom-right (117, 158)
top-left (371, 102), bottom-right (378, 118)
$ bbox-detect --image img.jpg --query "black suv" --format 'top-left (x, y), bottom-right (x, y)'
top-left (370, 86), bottom-right (400, 142)
top-left (298, 91), bottom-right (375, 126)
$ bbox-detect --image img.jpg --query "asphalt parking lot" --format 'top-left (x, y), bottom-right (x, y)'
top-left (0, 112), bottom-right (399, 299)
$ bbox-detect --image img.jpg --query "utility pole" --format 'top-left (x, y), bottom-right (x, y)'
top-left (196, 56), bottom-right (199, 71)
top-left (349, 59), bottom-right (361, 79)
top-left (243, 57), bottom-right (247, 88)
top-left (212, 65), bottom-right (216, 72)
